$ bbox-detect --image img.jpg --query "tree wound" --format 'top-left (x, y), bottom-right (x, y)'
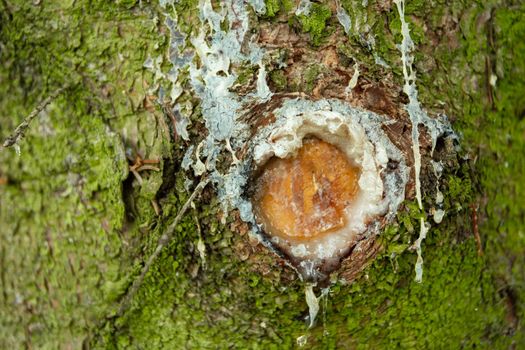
top-left (253, 137), bottom-right (361, 242)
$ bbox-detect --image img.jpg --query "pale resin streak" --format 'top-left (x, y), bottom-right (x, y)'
top-left (393, 0), bottom-right (428, 282)
top-left (335, 0), bottom-right (352, 35)
top-left (345, 62), bottom-right (360, 95)
top-left (305, 284), bottom-right (319, 328)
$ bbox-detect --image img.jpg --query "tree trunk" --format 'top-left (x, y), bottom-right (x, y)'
top-left (0, 0), bottom-right (523, 348)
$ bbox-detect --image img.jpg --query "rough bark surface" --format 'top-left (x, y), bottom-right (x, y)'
top-left (0, 0), bottom-right (524, 349)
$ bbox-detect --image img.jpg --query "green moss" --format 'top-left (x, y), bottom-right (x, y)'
top-left (304, 65), bottom-right (320, 91)
top-left (297, 3), bottom-right (332, 46)
top-left (265, 0), bottom-right (280, 18)
top-left (412, 0), bottom-right (525, 343)
top-left (235, 64), bottom-right (258, 86)
top-left (264, 0), bottom-right (294, 18)
top-left (337, 0), bottom-right (401, 78)
top-left (264, 0), bottom-right (295, 18)
top-left (269, 69), bottom-right (287, 90)
top-left (281, 0), bottom-right (294, 14)
top-left (115, 0), bottom-right (138, 9)
top-left (447, 174), bottom-right (472, 205)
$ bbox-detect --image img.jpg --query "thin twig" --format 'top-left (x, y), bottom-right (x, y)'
top-left (136, 165), bottom-right (160, 172)
top-left (470, 203), bottom-right (483, 256)
top-left (2, 85), bottom-right (69, 149)
top-left (115, 177), bottom-right (209, 318)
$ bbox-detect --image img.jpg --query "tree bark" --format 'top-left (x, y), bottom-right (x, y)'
top-left (0, 0), bottom-right (524, 348)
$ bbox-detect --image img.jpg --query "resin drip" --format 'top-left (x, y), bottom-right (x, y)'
top-left (253, 137), bottom-right (360, 241)
top-left (394, 0), bottom-right (429, 282)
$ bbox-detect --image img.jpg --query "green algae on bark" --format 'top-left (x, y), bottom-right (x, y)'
top-left (0, 0), bottom-right (168, 348)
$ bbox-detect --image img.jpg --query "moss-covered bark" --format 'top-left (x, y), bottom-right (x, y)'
top-left (0, 0), bottom-right (523, 348)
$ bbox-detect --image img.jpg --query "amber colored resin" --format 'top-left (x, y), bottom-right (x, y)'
top-left (253, 137), bottom-right (360, 241)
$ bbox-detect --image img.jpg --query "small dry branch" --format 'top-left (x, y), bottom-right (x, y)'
top-left (2, 85), bottom-right (69, 149)
top-left (115, 177), bottom-right (209, 318)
